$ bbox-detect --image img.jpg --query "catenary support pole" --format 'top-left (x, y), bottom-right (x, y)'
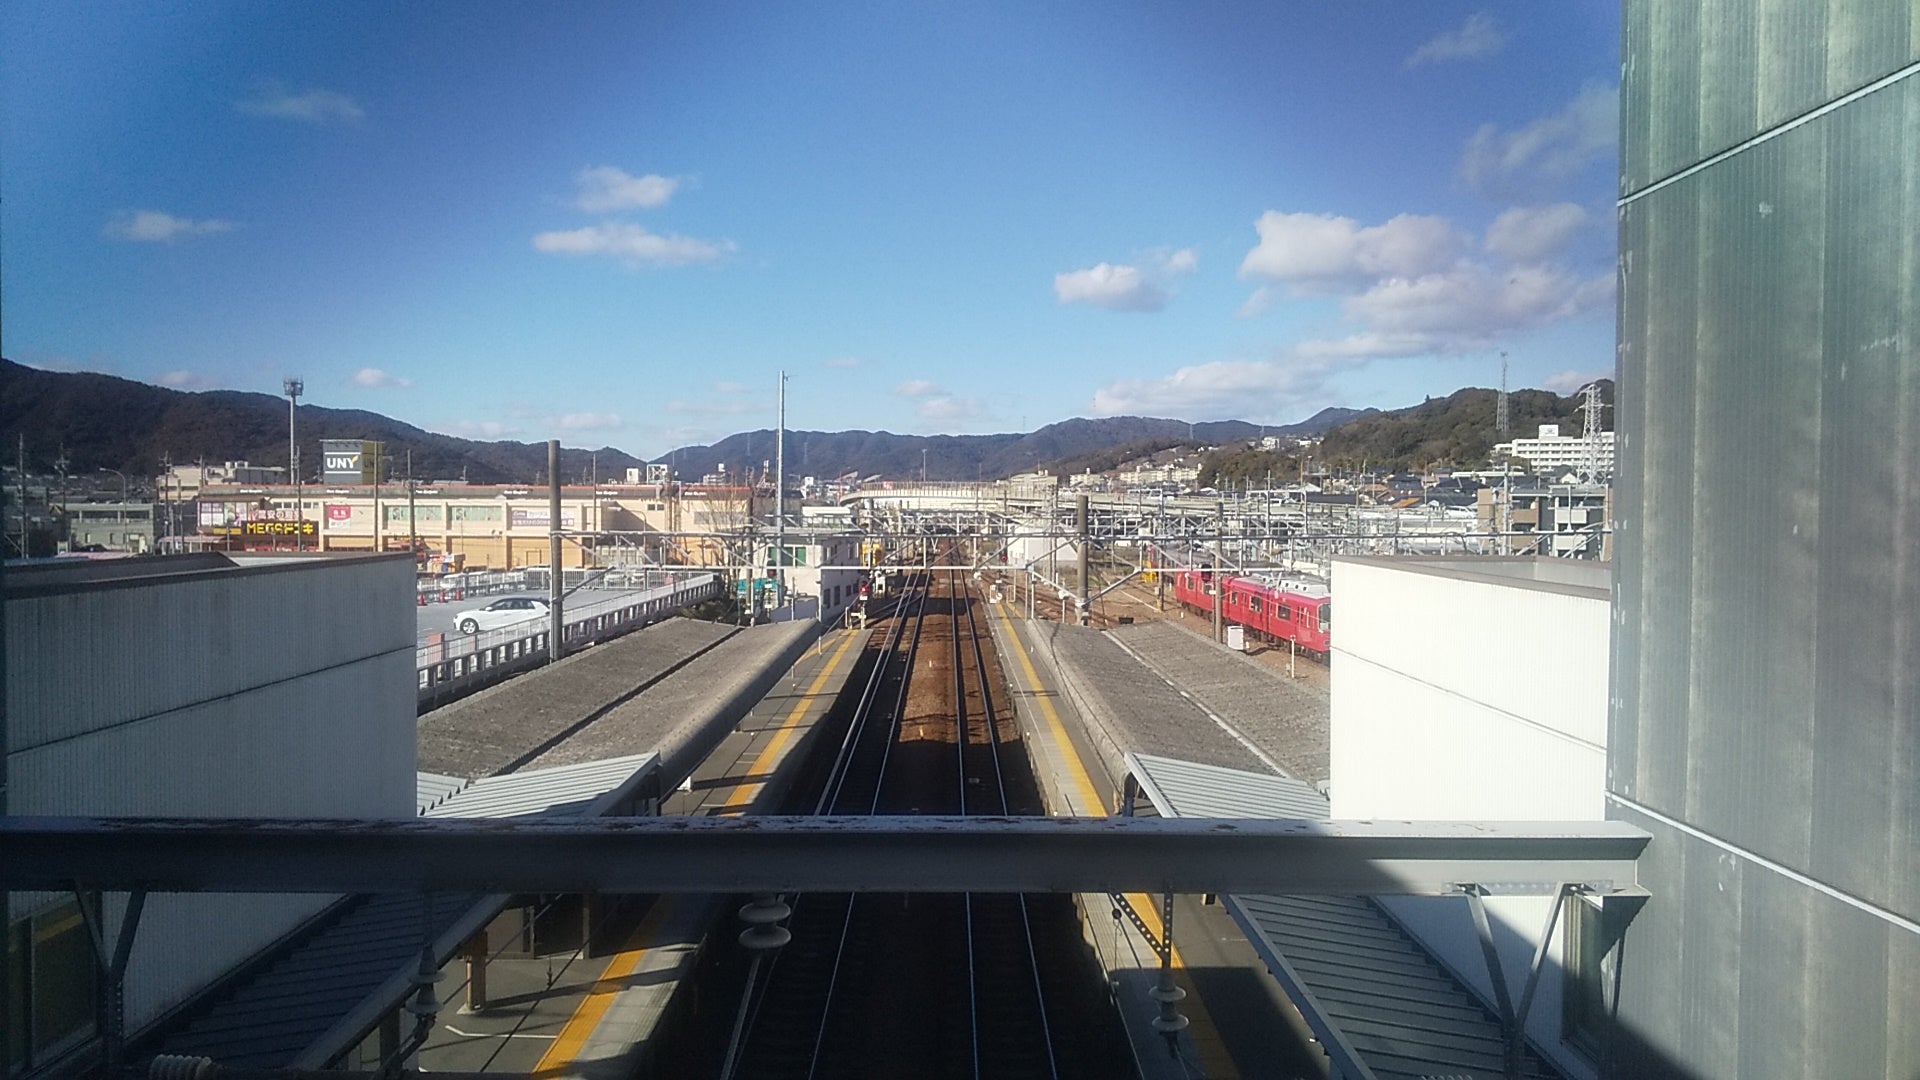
top-left (774, 370), bottom-right (785, 617)
top-left (1075, 494), bottom-right (1090, 625)
top-left (1212, 502), bottom-right (1224, 644)
top-left (549, 440), bottom-right (564, 663)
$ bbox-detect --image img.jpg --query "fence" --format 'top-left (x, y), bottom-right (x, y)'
top-left (415, 573), bottom-right (721, 710)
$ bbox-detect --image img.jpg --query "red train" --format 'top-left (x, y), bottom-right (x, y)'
top-left (1170, 568), bottom-right (1332, 657)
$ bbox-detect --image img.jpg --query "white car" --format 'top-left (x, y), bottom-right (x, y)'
top-left (455, 596), bottom-right (550, 635)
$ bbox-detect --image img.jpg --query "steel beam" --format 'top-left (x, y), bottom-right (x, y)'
top-left (0, 816), bottom-right (1649, 897)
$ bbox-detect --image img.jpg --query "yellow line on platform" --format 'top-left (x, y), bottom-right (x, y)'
top-left (991, 601), bottom-right (1238, 1078)
top-left (532, 898), bottom-right (678, 1077)
top-left (718, 629), bottom-right (862, 813)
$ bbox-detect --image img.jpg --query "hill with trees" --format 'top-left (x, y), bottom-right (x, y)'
top-left (0, 359), bottom-right (644, 485)
top-left (1313, 383), bottom-right (1611, 472)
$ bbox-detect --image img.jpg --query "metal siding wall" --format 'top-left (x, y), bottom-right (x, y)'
top-left (4, 556), bottom-right (417, 1031)
top-left (6, 557), bottom-right (416, 752)
top-left (1621, 0), bottom-right (1914, 192)
top-left (1612, 4), bottom-right (1919, 1074)
top-left (9, 649), bottom-right (417, 818)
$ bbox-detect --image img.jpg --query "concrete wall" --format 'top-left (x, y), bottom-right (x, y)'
top-left (1330, 555), bottom-right (1611, 1078)
top-left (5, 553), bottom-right (418, 1034)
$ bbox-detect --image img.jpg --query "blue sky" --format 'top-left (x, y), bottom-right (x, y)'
top-left (2, 2), bottom-right (1620, 457)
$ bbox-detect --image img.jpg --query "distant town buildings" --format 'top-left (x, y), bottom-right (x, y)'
top-left (1491, 425), bottom-right (1615, 477)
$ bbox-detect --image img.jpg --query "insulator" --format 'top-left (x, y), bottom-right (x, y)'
top-left (1151, 1013), bottom-right (1191, 1034)
top-left (738, 898), bottom-right (792, 925)
top-left (739, 924), bottom-right (793, 951)
top-left (148, 1056), bottom-right (218, 1080)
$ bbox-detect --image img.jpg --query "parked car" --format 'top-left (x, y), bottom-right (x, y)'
top-left (455, 596), bottom-right (550, 635)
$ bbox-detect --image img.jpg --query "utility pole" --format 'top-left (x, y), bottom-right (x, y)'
top-left (774, 370), bottom-right (786, 616)
top-left (548, 440), bottom-right (564, 663)
top-left (284, 378), bottom-right (303, 551)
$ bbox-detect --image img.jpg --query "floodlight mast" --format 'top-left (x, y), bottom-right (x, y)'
top-left (284, 378), bottom-right (304, 551)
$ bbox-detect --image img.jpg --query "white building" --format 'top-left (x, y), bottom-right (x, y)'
top-left (1492, 426), bottom-right (1615, 477)
top-left (1330, 554), bottom-right (1611, 1079)
top-left (763, 529), bottom-right (864, 613)
top-left (4, 552), bottom-right (417, 1073)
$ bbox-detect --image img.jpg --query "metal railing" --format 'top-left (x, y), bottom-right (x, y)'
top-left (415, 573), bottom-right (720, 708)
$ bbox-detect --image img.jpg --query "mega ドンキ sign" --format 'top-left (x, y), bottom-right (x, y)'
top-left (242, 520), bottom-right (319, 538)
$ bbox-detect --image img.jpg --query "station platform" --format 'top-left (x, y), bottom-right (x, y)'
top-left (454, 625), bottom-right (870, 1079)
top-left (989, 604), bottom-right (1567, 1080)
top-left (983, 600), bottom-right (1327, 1080)
top-left (416, 617), bottom-right (738, 778)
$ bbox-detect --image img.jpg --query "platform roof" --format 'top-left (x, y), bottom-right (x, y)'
top-left (1123, 752), bottom-right (1564, 1080)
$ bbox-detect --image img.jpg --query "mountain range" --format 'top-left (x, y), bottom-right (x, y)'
top-left (0, 359), bottom-right (1373, 484)
top-left (2, 358), bottom-right (1604, 483)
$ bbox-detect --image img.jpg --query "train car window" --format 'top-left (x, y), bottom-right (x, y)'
top-left (1319, 603), bottom-right (1332, 631)
top-left (1276, 604), bottom-right (1290, 621)
top-left (1249, 596), bottom-right (1261, 614)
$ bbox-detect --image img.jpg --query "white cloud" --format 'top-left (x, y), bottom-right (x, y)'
top-left (1239, 211), bottom-right (1461, 291)
top-left (573, 166), bottom-right (678, 212)
top-left (350, 367), bottom-right (412, 388)
top-left (822, 356), bottom-right (863, 369)
top-left (558, 411), bottom-right (623, 431)
top-left (449, 420), bottom-right (521, 439)
top-left (1542, 368), bottom-right (1611, 394)
top-left (918, 395), bottom-right (982, 422)
top-left (532, 222), bottom-right (733, 267)
top-left (1055, 248), bottom-right (1198, 312)
top-left (104, 210), bottom-right (234, 242)
top-left (1407, 11), bottom-right (1507, 67)
top-left (1344, 264), bottom-right (1613, 340)
top-left (1459, 84), bottom-right (1618, 199)
top-left (714, 380), bottom-right (748, 394)
top-left (1484, 203), bottom-right (1590, 261)
top-left (157, 370), bottom-right (215, 389)
top-left (237, 84), bottom-right (364, 123)
top-left (895, 379), bottom-right (943, 398)
top-left (1054, 262), bottom-right (1167, 312)
top-left (1091, 358), bottom-right (1345, 421)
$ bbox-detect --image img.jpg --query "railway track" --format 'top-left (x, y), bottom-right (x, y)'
top-left (715, 568), bottom-right (1112, 1080)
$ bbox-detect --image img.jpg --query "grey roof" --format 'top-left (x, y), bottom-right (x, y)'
top-left (415, 771), bottom-right (471, 814)
top-left (1123, 753), bottom-right (1562, 1080)
top-left (1127, 752), bottom-right (1328, 819)
top-left (424, 753), bottom-right (658, 819)
top-left (153, 891), bottom-right (484, 1069)
top-left (151, 754), bottom-right (658, 1067)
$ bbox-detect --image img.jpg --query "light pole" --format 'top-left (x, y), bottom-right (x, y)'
top-left (97, 468), bottom-right (128, 502)
top-left (284, 378), bottom-right (304, 551)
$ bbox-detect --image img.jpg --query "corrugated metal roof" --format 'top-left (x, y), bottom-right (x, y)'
top-left (1124, 753), bottom-right (1563, 1080)
top-left (1128, 752), bottom-right (1329, 819)
top-left (423, 752), bottom-right (658, 819)
top-left (149, 754), bottom-right (659, 1067)
top-left (415, 771), bottom-right (471, 814)
top-left (154, 891), bottom-right (484, 1068)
